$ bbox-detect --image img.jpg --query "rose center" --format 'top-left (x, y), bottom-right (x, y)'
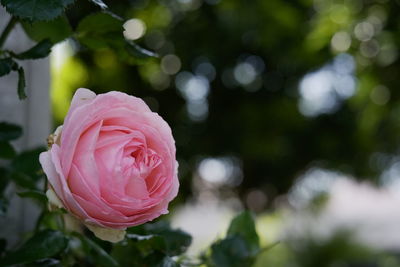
top-left (122, 146), bottom-right (162, 178)
top-left (94, 126), bottom-right (163, 199)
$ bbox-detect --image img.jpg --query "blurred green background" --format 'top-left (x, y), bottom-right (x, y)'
top-left (50, 0), bottom-right (400, 265)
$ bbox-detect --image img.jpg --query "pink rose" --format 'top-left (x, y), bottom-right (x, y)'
top-left (39, 88), bottom-right (179, 241)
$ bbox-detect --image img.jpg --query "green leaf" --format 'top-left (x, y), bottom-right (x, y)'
top-left (89, 0), bottom-right (108, 9)
top-left (76, 12), bottom-right (123, 50)
top-left (17, 190), bottom-right (47, 204)
top-left (112, 236), bottom-right (180, 267)
top-left (0, 230), bottom-right (68, 266)
top-left (2, 61), bottom-right (25, 99)
top-left (125, 41), bottom-right (158, 59)
top-left (227, 211), bottom-right (259, 254)
top-left (77, 12), bottom-right (122, 35)
top-left (0, 58), bottom-right (15, 77)
top-left (10, 172), bottom-right (37, 190)
top-left (10, 147), bottom-right (46, 190)
top-left (22, 16), bottom-right (72, 43)
top-left (156, 229), bottom-right (191, 256)
top-left (17, 67), bottom-right (27, 99)
top-left (0, 141), bottom-right (16, 159)
top-left (129, 221), bottom-right (192, 256)
top-left (143, 251), bottom-right (179, 267)
top-left (111, 239), bottom-right (142, 266)
top-left (209, 212), bottom-right (260, 267)
top-left (75, 12), bottom-right (156, 61)
top-left (0, 122), bottom-right (22, 141)
top-left (210, 236), bottom-right (251, 267)
top-left (11, 147), bottom-right (46, 178)
top-left (78, 32), bottom-right (121, 50)
top-left (76, 233), bottom-right (119, 267)
top-left (0, 0), bottom-right (75, 21)
top-left (126, 234), bottom-right (166, 253)
top-left (15, 39), bottom-right (53, 60)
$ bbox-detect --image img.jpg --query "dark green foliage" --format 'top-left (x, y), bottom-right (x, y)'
top-left (25, 258), bottom-right (61, 267)
top-left (0, 122), bottom-right (22, 141)
top-left (0, 58), bottom-right (23, 99)
top-left (1, 41), bottom-right (52, 100)
top-left (287, 231), bottom-right (393, 267)
top-left (17, 66), bottom-right (26, 99)
top-left (11, 147), bottom-right (46, 178)
top-left (0, 58), bottom-right (15, 77)
top-left (142, 251), bottom-right (179, 267)
top-left (10, 171), bottom-right (37, 190)
top-left (0, 168), bottom-right (9, 193)
top-left (0, 167), bottom-right (10, 217)
top-left (111, 222), bottom-right (191, 266)
top-left (22, 16), bottom-right (72, 43)
top-left (211, 236), bottom-right (251, 267)
top-left (9, 147), bottom-right (46, 189)
top-left (75, 12), bottom-right (156, 60)
top-left (0, 141), bottom-right (16, 159)
top-left (0, 230), bottom-right (68, 266)
top-left (75, 233), bottom-right (120, 267)
top-left (14, 39), bottom-right (53, 60)
top-left (227, 211), bottom-right (259, 254)
top-left (1, 0), bottom-right (156, 99)
top-left (128, 221), bottom-right (192, 256)
top-left (0, 0), bottom-right (74, 21)
top-left (17, 190), bottom-right (47, 204)
top-left (0, 1), bottom-right (157, 101)
top-left (76, 12), bottom-right (123, 50)
top-left (210, 211), bottom-right (260, 267)
top-left (0, 122), bottom-right (21, 159)
top-left (0, 239), bottom-right (6, 255)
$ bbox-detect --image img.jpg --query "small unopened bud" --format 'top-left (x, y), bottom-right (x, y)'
top-left (47, 134), bottom-right (55, 148)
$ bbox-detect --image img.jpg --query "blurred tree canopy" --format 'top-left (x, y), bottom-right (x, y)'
top-left (53, 0), bottom-right (400, 208)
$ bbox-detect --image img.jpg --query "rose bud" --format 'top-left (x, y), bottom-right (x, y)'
top-left (39, 88), bottom-right (179, 242)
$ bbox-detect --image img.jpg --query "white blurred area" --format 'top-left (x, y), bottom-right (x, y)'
top-left (174, 57), bottom-right (217, 122)
top-left (175, 71), bottom-right (210, 121)
top-left (284, 167), bottom-right (400, 251)
top-left (171, 159), bottom-right (400, 255)
top-left (298, 53), bottom-right (356, 117)
top-left (51, 40), bottom-right (73, 71)
top-left (171, 156), bottom-right (244, 255)
top-left (171, 200), bottom-right (236, 255)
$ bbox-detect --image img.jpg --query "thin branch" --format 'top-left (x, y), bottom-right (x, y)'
top-left (0, 17), bottom-right (18, 49)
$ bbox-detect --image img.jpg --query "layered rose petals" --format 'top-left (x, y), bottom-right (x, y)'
top-left (39, 88), bottom-right (179, 240)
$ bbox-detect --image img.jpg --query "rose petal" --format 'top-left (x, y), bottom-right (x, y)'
top-left (68, 88), bottom-right (96, 116)
top-left (69, 163), bottom-right (130, 220)
top-left (72, 120), bottom-right (103, 194)
top-left (125, 177), bottom-right (149, 199)
top-left (50, 145), bottom-right (106, 227)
